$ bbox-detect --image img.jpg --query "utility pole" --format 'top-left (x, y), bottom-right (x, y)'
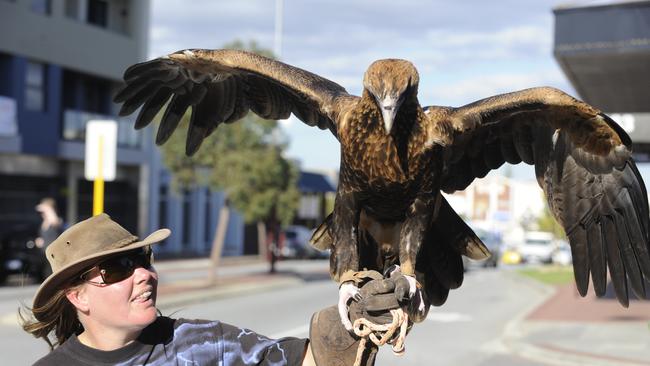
top-left (274, 0), bottom-right (284, 59)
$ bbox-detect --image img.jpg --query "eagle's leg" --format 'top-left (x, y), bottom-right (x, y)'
top-left (398, 194), bottom-right (439, 315)
top-left (330, 190), bottom-right (361, 330)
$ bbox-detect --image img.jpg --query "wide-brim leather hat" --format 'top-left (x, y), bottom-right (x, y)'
top-left (32, 213), bottom-right (170, 313)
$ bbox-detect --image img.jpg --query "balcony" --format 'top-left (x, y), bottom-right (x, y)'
top-left (62, 109), bottom-right (142, 149)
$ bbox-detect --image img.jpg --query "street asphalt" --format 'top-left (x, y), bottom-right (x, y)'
top-left (153, 258), bottom-right (650, 366)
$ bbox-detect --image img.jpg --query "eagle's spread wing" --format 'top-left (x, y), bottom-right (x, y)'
top-left (429, 87), bottom-right (650, 306)
top-left (114, 49), bottom-right (356, 155)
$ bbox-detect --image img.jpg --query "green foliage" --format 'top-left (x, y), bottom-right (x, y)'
top-left (537, 204), bottom-right (566, 239)
top-left (156, 41), bottom-right (299, 226)
top-left (518, 266), bottom-right (574, 286)
top-left (223, 39), bottom-right (275, 59)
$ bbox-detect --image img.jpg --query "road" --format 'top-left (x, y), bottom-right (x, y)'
top-left (1, 261), bottom-right (551, 365)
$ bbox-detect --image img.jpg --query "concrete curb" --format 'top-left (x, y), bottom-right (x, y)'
top-left (507, 322), bottom-right (650, 366)
top-left (499, 271), bottom-right (562, 364)
top-left (500, 271), bottom-right (650, 366)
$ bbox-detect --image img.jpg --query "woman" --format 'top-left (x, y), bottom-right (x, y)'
top-left (34, 197), bottom-right (63, 250)
top-left (21, 214), bottom-right (412, 365)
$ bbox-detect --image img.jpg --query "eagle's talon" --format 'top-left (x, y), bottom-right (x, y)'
top-left (404, 274), bottom-right (418, 298)
top-left (338, 282), bottom-right (359, 331)
top-left (384, 264), bottom-right (401, 278)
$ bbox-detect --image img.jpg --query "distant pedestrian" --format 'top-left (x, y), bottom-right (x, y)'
top-left (35, 197), bottom-right (63, 250)
top-left (20, 214), bottom-right (414, 365)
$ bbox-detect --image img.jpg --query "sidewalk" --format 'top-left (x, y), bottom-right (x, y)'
top-left (124, 259), bottom-right (650, 365)
top-left (506, 275), bottom-right (650, 366)
top-left (153, 257), bottom-right (323, 310)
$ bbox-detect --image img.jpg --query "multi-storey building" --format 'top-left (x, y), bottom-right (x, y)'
top-left (553, 0), bottom-right (650, 160)
top-left (0, 0), bottom-right (151, 237)
top-left (0, 0), bottom-right (336, 259)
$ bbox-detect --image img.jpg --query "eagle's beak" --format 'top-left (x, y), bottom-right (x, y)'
top-left (379, 95), bottom-right (400, 134)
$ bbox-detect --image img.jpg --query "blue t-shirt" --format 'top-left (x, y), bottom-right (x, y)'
top-left (33, 316), bottom-right (307, 365)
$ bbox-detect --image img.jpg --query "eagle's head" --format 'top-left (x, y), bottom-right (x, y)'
top-left (363, 59), bottom-right (420, 134)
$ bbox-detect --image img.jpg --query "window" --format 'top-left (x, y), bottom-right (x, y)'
top-left (204, 188), bottom-right (212, 243)
top-left (87, 0), bottom-right (108, 27)
top-left (65, 0), bottom-right (80, 20)
top-left (182, 189), bottom-right (192, 248)
top-left (25, 61), bottom-right (46, 111)
top-left (158, 186), bottom-right (168, 246)
top-left (30, 0), bottom-right (51, 15)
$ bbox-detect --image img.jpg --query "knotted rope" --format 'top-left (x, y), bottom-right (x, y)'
top-left (352, 308), bottom-right (409, 366)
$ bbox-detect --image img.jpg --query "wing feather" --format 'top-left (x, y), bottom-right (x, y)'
top-left (134, 88), bottom-right (172, 129)
top-left (429, 86), bottom-right (650, 306)
top-left (613, 196), bottom-right (646, 299)
top-left (587, 221), bottom-right (607, 296)
top-left (115, 49), bottom-right (356, 155)
top-left (156, 93), bottom-right (192, 145)
top-left (604, 216), bottom-right (629, 306)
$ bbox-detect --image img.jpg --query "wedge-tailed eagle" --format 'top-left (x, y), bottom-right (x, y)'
top-left (115, 49), bottom-right (650, 329)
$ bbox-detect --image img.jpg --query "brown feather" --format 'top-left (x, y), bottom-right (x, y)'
top-left (116, 51), bottom-right (650, 314)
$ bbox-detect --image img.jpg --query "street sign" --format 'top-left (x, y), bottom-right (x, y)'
top-left (84, 120), bottom-right (117, 181)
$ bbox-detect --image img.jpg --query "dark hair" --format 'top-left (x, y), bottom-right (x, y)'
top-left (19, 282), bottom-right (83, 350)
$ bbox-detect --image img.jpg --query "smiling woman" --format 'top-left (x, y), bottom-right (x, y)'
top-left (19, 214), bottom-right (414, 366)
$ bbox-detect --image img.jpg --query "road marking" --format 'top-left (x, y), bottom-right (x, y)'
top-left (269, 324), bottom-right (310, 339)
top-left (426, 312), bottom-right (472, 323)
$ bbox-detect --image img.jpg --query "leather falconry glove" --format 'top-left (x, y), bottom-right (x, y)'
top-left (309, 270), bottom-right (414, 366)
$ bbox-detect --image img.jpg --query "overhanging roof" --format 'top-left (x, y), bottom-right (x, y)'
top-left (298, 171), bottom-right (335, 193)
top-left (553, 1), bottom-right (650, 113)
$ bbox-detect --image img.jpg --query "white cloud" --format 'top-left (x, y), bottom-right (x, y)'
top-left (421, 68), bottom-right (573, 106)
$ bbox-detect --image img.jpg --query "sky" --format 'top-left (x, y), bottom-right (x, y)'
top-left (148, 0), bottom-right (581, 174)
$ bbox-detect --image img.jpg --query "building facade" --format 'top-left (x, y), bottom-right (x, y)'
top-left (0, 0), bottom-right (337, 259)
top-left (0, 0), bottom-right (151, 238)
top-left (553, 0), bottom-right (650, 160)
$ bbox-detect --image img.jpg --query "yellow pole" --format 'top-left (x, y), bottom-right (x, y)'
top-left (93, 136), bottom-right (104, 215)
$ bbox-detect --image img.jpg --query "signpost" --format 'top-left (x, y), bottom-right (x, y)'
top-left (85, 120), bottom-right (117, 216)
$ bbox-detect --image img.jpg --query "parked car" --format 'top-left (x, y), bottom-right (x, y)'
top-left (462, 227), bottom-right (502, 270)
top-left (501, 247), bottom-right (523, 265)
top-left (552, 241), bottom-right (572, 266)
top-left (0, 222), bottom-right (50, 283)
top-left (519, 231), bottom-right (555, 264)
top-left (281, 225), bottom-right (328, 259)
top-left (475, 228), bottom-right (502, 268)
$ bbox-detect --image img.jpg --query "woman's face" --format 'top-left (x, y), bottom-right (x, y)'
top-left (81, 260), bottom-right (158, 334)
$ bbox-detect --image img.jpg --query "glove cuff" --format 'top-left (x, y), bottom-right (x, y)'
top-left (310, 305), bottom-right (377, 366)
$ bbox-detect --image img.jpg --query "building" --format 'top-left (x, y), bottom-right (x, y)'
top-left (0, 1), bottom-right (254, 259)
top-left (553, 0), bottom-right (650, 160)
top-left (294, 170), bottom-right (336, 228)
top-left (0, 1), bottom-right (339, 259)
top-left (0, 0), bottom-right (151, 238)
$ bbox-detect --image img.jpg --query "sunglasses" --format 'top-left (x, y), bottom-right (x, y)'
top-left (80, 247), bottom-right (153, 285)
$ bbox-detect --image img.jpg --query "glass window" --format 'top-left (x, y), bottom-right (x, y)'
top-left (65, 0), bottom-right (80, 20)
top-left (204, 188), bottom-right (211, 243)
top-left (25, 61), bottom-right (46, 111)
top-left (87, 0), bottom-right (108, 27)
top-left (30, 0), bottom-right (51, 15)
top-left (182, 189), bottom-right (192, 248)
top-left (158, 186), bottom-right (168, 246)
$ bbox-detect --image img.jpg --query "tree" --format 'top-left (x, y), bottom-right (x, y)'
top-left (536, 204), bottom-right (566, 239)
top-left (157, 40), bottom-right (300, 274)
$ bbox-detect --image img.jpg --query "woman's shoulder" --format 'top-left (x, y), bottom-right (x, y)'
top-left (32, 336), bottom-right (83, 366)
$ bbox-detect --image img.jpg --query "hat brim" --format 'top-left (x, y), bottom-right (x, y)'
top-left (32, 228), bottom-right (170, 313)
